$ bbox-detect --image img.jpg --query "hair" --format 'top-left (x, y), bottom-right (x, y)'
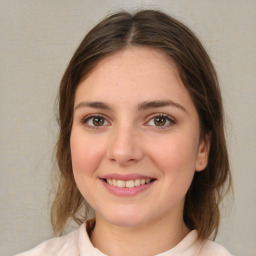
top-left (51, 9), bottom-right (231, 239)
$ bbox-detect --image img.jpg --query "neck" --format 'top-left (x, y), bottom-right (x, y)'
top-left (90, 213), bottom-right (190, 256)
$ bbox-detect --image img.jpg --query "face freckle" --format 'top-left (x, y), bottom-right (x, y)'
top-left (70, 46), bottom-right (210, 229)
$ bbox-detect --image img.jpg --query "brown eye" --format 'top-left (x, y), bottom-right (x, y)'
top-left (82, 115), bottom-right (110, 128)
top-left (146, 114), bottom-right (175, 128)
top-left (92, 117), bottom-right (105, 126)
top-left (154, 117), bottom-right (167, 126)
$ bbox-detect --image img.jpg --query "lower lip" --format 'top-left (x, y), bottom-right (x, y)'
top-left (101, 179), bottom-right (155, 196)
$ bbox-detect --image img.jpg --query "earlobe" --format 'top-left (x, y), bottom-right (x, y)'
top-left (195, 133), bottom-right (211, 172)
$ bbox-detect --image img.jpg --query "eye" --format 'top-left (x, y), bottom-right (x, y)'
top-left (81, 114), bottom-right (110, 128)
top-left (146, 114), bottom-right (175, 128)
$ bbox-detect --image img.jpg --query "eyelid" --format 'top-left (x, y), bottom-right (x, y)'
top-left (81, 113), bottom-right (111, 128)
top-left (144, 113), bottom-right (176, 128)
top-left (79, 112), bottom-right (175, 129)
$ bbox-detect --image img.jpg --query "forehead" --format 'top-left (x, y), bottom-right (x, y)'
top-left (74, 46), bottom-right (199, 121)
top-left (75, 46), bottom-right (187, 100)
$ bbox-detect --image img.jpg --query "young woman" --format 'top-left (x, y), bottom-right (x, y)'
top-left (16, 10), bottom-right (233, 256)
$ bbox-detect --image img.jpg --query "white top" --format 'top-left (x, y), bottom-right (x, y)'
top-left (15, 223), bottom-right (233, 256)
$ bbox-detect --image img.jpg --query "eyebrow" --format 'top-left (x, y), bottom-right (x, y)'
top-left (74, 100), bottom-right (187, 113)
top-left (138, 100), bottom-right (187, 112)
top-left (74, 101), bottom-right (112, 111)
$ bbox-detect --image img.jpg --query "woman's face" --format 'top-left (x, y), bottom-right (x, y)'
top-left (70, 46), bottom-right (210, 228)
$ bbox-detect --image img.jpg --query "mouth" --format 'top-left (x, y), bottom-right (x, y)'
top-left (103, 178), bottom-right (154, 188)
top-left (100, 174), bottom-right (156, 196)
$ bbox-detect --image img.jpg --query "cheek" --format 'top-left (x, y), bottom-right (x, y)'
top-left (70, 131), bottom-right (105, 176)
top-left (148, 134), bottom-right (199, 182)
top-left (70, 130), bottom-right (108, 206)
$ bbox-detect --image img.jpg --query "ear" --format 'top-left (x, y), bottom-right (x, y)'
top-left (195, 133), bottom-right (211, 172)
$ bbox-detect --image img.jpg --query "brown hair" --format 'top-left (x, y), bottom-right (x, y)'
top-left (51, 10), bottom-right (231, 239)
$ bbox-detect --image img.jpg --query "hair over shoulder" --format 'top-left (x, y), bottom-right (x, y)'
top-left (51, 9), bottom-right (232, 239)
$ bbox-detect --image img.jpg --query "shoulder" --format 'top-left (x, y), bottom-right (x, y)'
top-left (157, 230), bottom-right (233, 256)
top-left (14, 228), bottom-right (80, 256)
top-left (199, 239), bottom-right (234, 256)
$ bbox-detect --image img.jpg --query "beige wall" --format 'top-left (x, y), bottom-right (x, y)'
top-left (1, 1), bottom-right (255, 255)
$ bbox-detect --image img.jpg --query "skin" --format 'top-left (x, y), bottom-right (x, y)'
top-left (70, 46), bottom-right (210, 256)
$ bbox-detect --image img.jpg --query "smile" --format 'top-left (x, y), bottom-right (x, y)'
top-left (105, 178), bottom-right (152, 188)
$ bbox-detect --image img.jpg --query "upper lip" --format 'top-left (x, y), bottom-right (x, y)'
top-left (100, 173), bottom-right (156, 181)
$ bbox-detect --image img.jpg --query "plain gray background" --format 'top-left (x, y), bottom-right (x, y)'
top-left (1, 1), bottom-right (255, 255)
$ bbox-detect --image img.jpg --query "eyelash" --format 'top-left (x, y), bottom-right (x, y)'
top-left (80, 113), bottom-right (176, 129)
top-left (81, 114), bottom-right (110, 128)
top-left (145, 113), bottom-right (176, 128)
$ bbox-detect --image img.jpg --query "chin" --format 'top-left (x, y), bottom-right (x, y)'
top-left (103, 208), bottom-right (149, 228)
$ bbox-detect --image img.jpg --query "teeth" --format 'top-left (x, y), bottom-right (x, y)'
top-left (113, 179), bottom-right (117, 186)
top-left (117, 180), bottom-right (125, 188)
top-left (134, 179), bottom-right (141, 187)
top-left (106, 178), bottom-right (152, 188)
top-left (107, 179), bottom-right (113, 185)
top-left (126, 180), bottom-right (135, 188)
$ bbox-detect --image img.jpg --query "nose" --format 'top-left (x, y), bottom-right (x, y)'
top-left (106, 125), bottom-right (144, 166)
